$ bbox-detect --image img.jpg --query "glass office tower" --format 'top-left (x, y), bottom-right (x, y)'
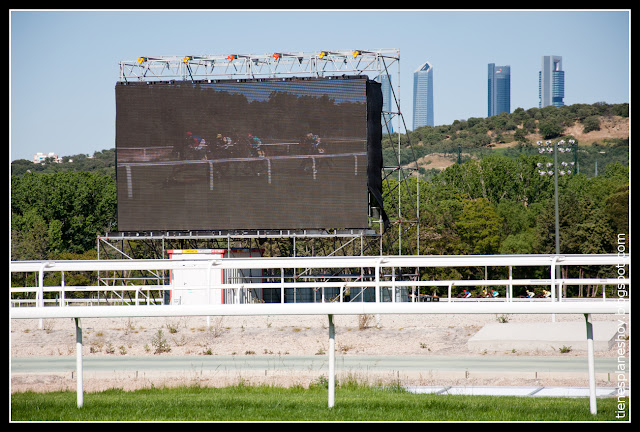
top-left (539, 55), bottom-right (564, 108)
top-left (412, 61), bottom-right (434, 129)
top-left (488, 63), bottom-right (510, 116)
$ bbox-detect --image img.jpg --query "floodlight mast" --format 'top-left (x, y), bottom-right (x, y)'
top-left (119, 49), bottom-right (401, 82)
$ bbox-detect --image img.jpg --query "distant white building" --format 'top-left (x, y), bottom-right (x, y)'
top-left (32, 152), bottom-right (62, 164)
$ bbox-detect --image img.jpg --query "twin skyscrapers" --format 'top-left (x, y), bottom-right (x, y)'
top-left (488, 55), bottom-right (565, 117)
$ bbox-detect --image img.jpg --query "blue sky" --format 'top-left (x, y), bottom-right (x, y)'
top-left (10, 9), bottom-right (630, 161)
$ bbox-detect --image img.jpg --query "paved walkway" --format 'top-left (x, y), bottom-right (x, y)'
top-left (405, 385), bottom-right (628, 398)
top-left (12, 355), bottom-right (629, 398)
top-left (10, 354), bottom-right (626, 374)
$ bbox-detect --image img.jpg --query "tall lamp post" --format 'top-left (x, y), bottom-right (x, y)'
top-left (536, 139), bottom-right (576, 308)
top-left (536, 139), bottom-right (576, 254)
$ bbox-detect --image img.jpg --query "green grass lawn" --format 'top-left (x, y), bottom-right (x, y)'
top-left (11, 383), bottom-right (628, 422)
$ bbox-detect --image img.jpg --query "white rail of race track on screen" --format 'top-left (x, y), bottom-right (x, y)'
top-left (119, 151), bottom-right (367, 196)
top-left (118, 151), bottom-right (366, 168)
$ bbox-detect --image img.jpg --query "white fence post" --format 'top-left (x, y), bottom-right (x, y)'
top-left (37, 262), bottom-right (49, 329)
top-left (75, 317), bottom-right (84, 409)
top-left (550, 256), bottom-right (559, 322)
top-left (328, 314), bottom-right (335, 408)
top-left (585, 313), bottom-right (597, 415)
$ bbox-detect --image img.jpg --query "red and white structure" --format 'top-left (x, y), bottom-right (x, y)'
top-left (167, 248), bottom-right (262, 305)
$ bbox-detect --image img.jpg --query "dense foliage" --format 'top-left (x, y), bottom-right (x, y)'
top-left (11, 171), bottom-right (116, 259)
top-left (384, 156), bottom-right (629, 256)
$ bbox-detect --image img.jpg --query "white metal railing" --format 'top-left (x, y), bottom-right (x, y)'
top-left (10, 254), bottom-right (630, 414)
top-left (10, 254), bottom-right (630, 307)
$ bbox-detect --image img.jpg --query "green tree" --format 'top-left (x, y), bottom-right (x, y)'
top-left (582, 115), bottom-right (601, 133)
top-left (538, 118), bottom-right (563, 139)
top-left (516, 154), bottom-right (555, 206)
top-left (436, 161), bottom-right (484, 200)
top-left (455, 198), bottom-right (502, 255)
top-left (11, 171), bottom-right (117, 258)
top-left (478, 155), bottom-right (523, 203)
top-left (499, 230), bottom-right (536, 254)
top-left (496, 199), bottom-right (532, 237)
top-left (604, 185), bottom-right (629, 236)
top-left (11, 209), bottom-right (51, 260)
top-left (513, 127), bottom-right (528, 143)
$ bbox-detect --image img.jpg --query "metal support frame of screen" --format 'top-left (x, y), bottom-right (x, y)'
top-left (115, 75), bottom-right (385, 233)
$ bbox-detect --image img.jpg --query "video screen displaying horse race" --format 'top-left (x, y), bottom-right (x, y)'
top-left (115, 75), bottom-right (383, 232)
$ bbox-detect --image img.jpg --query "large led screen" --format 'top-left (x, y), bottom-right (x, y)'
top-left (115, 75), bottom-right (384, 232)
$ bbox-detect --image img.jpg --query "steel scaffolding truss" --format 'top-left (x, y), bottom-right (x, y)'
top-left (119, 49), bottom-right (400, 82)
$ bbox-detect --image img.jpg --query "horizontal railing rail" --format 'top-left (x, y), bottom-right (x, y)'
top-left (9, 300), bottom-right (629, 319)
top-left (8, 253), bottom-right (629, 272)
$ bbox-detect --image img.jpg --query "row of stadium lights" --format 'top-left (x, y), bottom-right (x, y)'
top-left (216, 51), bottom-right (363, 61)
top-left (536, 139), bottom-right (576, 176)
top-left (137, 51), bottom-right (364, 65)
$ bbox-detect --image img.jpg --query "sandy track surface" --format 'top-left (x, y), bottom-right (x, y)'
top-left (10, 313), bottom-right (629, 393)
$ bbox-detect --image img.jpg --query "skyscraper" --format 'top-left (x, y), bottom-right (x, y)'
top-left (412, 61), bottom-right (434, 129)
top-left (379, 73), bottom-right (394, 133)
top-left (487, 63), bottom-right (510, 117)
top-left (539, 55), bottom-right (564, 108)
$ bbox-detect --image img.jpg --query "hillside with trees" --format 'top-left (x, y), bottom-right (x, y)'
top-left (383, 102), bottom-right (629, 179)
